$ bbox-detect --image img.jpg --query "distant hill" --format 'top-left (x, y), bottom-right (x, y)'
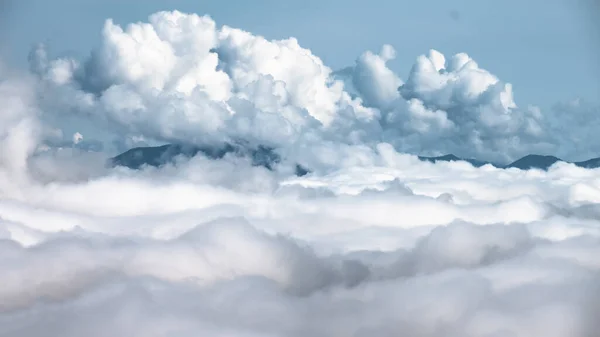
top-left (573, 157), bottom-right (600, 169)
top-left (418, 153), bottom-right (600, 170)
top-left (418, 154), bottom-right (496, 168)
top-left (109, 143), bottom-right (310, 176)
top-left (506, 155), bottom-right (561, 170)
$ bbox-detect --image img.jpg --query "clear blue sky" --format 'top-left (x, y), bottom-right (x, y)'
top-left (1, 0), bottom-right (599, 109)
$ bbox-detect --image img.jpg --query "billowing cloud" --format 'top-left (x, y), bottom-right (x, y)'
top-left (28, 10), bottom-right (584, 164)
top-left (0, 9), bottom-right (600, 337)
top-left (29, 11), bottom-right (600, 164)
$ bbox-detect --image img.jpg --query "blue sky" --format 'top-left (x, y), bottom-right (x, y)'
top-left (2, 0), bottom-right (599, 109)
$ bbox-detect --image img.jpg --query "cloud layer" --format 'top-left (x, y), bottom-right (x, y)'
top-left (0, 10), bottom-right (599, 337)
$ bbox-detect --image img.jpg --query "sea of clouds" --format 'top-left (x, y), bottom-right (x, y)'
top-left (1, 10), bottom-right (600, 337)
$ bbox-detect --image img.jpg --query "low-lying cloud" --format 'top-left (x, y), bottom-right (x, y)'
top-left (0, 10), bottom-right (599, 337)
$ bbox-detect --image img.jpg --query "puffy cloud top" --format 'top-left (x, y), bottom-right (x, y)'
top-left (27, 10), bottom-right (598, 164)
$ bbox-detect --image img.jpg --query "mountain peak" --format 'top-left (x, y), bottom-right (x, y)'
top-left (109, 143), bottom-right (310, 176)
top-left (506, 154), bottom-right (561, 170)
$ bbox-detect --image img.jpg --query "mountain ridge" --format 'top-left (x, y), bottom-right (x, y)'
top-left (109, 144), bottom-right (600, 173)
top-left (109, 143), bottom-right (310, 176)
top-left (418, 154), bottom-right (600, 170)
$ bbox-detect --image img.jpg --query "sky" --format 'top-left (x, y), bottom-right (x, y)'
top-left (3, 2), bottom-right (600, 336)
top-left (2, 0), bottom-right (600, 108)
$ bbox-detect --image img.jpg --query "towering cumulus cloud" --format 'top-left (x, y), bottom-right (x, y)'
top-left (1, 10), bottom-right (600, 337)
top-left (28, 10), bottom-right (577, 163)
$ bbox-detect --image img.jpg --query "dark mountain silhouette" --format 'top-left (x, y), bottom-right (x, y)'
top-left (110, 143), bottom-right (600, 175)
top-left (418, 154), bottom-right (496, 168)
top-left (109, 143), bottom-right (310, 176)
top-left (506, 155), bottom-right (561, 170)
top-left (419, 153), bottom-right (600, 170)
top-left (573, 157), bottom-right (600, 169)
